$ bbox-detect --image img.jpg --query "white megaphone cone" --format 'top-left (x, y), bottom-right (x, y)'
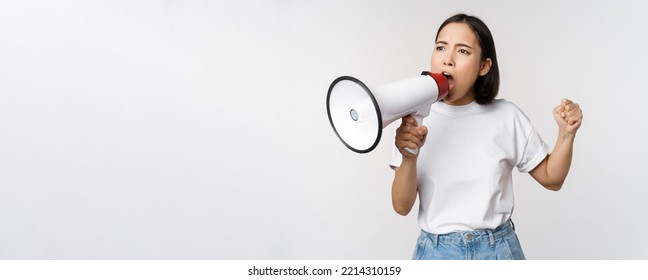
top-left (326, 71), bottom-right (449, 154)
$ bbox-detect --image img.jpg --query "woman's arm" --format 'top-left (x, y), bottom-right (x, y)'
top-left (391, 116), bottom-right (427, 215)
top-left (392, 159), bottom-right (419, 216)
top-left (530, 99), bottom-right (583, 190)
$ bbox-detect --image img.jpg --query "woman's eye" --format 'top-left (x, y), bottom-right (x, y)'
top-left (458, 49), bottom-right (470, 55)
top-left (435, 46), bottom-right (445, 51)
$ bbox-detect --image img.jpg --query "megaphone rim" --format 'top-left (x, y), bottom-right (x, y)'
top-left (326, 75), bottom-right (382, 154)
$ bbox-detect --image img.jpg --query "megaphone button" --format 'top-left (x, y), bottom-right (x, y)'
top-left (350, 109), bottom-right (359, 121)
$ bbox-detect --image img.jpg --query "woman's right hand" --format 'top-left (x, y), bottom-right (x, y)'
top-left (395, 115), bottom-right (428, 159)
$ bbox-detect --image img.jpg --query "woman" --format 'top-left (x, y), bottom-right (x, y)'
top-left (390, 13), bottom-right (583, 260)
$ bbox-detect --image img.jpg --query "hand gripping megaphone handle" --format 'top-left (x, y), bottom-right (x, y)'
top-left (402, 106), bottom-right (430, 155)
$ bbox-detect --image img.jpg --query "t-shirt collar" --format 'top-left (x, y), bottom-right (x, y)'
top-left (433, 100), bottom-right (480, 116)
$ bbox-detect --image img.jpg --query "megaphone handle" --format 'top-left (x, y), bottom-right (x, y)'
top-left (403, 114), bottom-right (424, 155)
top-left (403, 145), bottom-right (420, 155)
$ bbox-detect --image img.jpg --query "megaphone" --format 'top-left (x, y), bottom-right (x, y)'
top-left (326, 71), bottom-right (449, 154)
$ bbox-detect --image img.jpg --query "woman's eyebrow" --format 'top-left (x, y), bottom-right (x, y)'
top-left (435, 40), bottom-right (474, 49)
top-left (456, 43), bottom-right (474, 49)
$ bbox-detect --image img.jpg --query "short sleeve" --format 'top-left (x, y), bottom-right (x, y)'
top-left (515, 117), bottom-right (550, 173)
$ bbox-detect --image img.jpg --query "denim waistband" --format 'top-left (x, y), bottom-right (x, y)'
top-left (421, 220), bottom-right (516, 247)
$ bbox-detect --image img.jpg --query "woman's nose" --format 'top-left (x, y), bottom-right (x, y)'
top-left (443, 54), bottom-right (454, 66)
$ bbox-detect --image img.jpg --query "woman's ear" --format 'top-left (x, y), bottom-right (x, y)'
top-left (479, 58), bottom-right (492, 76)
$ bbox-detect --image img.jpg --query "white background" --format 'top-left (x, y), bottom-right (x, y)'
top-left (1, 0), bottom-right (647, 259)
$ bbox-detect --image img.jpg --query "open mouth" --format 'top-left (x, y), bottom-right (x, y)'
top-left (442, 72), bottom-right (454, 91)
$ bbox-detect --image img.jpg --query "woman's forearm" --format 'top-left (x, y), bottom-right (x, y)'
top-left (532, 132), bottom-right (576, 191)
top-left (547, 132), bottom-right (576, 187)
top-left (392, 158), bottom-right (419, 216)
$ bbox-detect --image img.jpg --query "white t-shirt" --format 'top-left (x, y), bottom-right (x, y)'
top-left (390, 99), bottom-right (549, 234)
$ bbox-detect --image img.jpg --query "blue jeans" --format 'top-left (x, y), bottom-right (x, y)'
top-left (413, 220), bottom-right (526, 260)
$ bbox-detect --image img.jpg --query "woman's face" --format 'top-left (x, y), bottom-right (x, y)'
top-left (431, 22), bottom-right (491, 106)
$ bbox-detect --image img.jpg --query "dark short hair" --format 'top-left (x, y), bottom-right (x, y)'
top-left (436, 14), bottom-right (499, 104)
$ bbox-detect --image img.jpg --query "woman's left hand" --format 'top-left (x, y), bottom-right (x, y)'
top-left (553, 99), bottom-right (583, 135)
